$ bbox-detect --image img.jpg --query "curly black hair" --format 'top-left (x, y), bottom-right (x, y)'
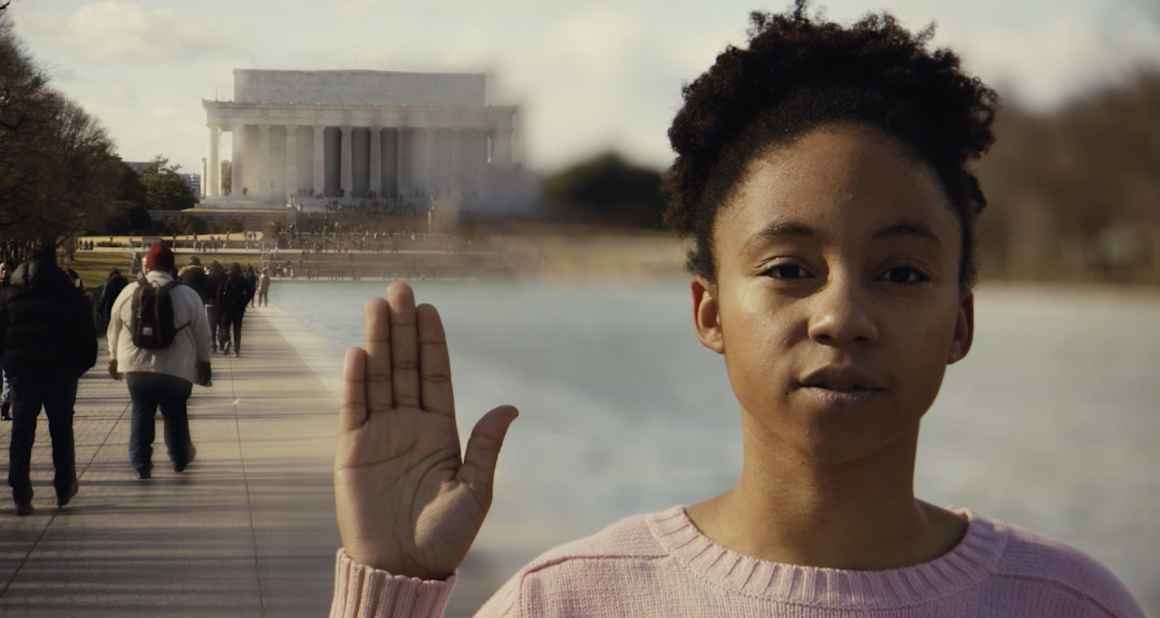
top-left (663, 0), bottom-right (998, 288)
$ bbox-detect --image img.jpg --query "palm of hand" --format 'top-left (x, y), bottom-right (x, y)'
top-left (334, 281), bottom-right (518, 580)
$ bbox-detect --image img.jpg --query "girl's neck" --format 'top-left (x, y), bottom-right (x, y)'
top-left (686, 417), bottom-right (967, 571)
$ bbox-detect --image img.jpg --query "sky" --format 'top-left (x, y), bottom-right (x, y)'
top-left (7, 0), bottom-right (1160, 176)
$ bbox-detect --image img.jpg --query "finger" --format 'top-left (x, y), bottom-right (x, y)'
top-left (339, 347), bottom-right (368, 431)
top-left (417, 303), bottom-right (454, 418)
top-left (387, 280), bottom-right (420, 408)
top-left (363, 298), bottom-right (392, 415)
top-left (458, 406), bottom-right (519, 504)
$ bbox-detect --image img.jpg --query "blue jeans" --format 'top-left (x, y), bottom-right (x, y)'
top-left (127, 373), bottom-right (194, 473)
top-left (7, 371), bottom-right (79, 503)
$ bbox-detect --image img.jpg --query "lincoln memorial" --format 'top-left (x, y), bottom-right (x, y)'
top-left (201, 69), bottom-right (519, 210)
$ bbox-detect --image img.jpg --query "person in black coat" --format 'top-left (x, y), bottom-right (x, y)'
top-left (204, 261), bottom-right (226, 353)
top-left (0, 247), bottom-right (97, 515)
top-left (0, 261), bottom-right (10, 421)
top-left (97, 268), bottom-right (128, 335)
top-left (216, 263), bottom-right (249, 356)
top-left (178, 256), bottom-right (210, 303)
top-left (244, 265), bottom-right (258, 308)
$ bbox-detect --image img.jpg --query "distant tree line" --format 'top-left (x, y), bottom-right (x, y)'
top-left (541, 151), bottom-right (667, 229)
top-left (0, 12), bottom-right (197, 249)
top-left (975, 67), bottom-right (1160, 284)
top-left (535, 67), bottom-right (1160, 285)
top-left (0, 12), bottom-right (119, 250)
top-left (104, 156), bottom-right (198, 234)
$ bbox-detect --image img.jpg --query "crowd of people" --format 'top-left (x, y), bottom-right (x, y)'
top-left (74, 229), bottom-right (472, 258)
top-left (0, 242), bottom-right (274, 510)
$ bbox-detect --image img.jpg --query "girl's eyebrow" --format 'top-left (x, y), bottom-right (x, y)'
top-left (743, 219), bottom-right (943, 256)
top-left (742, 219), bottom-right (816, 256)
top-left (872, 221), bottom-right (943, 247)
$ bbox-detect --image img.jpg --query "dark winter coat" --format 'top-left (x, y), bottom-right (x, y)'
top-left (217, 274), bottom-right (250, 316)
top-left (0, 258), bottom-right (98, 378)
top-left (205, 269), bottom-right (225, 307)
top-left (178, 264), bottom-right (210, 304)
top-left (98, 271), bottom-right (129, 331)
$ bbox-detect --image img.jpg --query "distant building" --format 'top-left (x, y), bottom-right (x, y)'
top-left (200, 69), bottom-right (520, 208)
top-left (179, 173), bottom-right (202, 199)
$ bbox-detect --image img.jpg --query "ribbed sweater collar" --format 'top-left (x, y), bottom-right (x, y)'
top-left (647, 505), bottom-right (1007, 609)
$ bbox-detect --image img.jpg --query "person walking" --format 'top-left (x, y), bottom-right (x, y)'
top-left (0, 246), bottom-right (97, 515)
top-left (178, 256), bottom-right (209, 303)
top-left (0, 261), bottom-right (11, 422)
top-left (256, 267), bottom-right (271, 307)
top-left (97, 268), bottom-right (128, 335)
top-left (107, 243), bottom-right (212, 479)
top-left (244, 265), bottom-right (258, 308)
top-left (204, 261), bottom-right (226, 353)
top-left (216, 263), bottom-right (249, 357)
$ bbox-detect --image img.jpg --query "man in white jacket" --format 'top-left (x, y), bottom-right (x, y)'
top-left (107, 243), bottom-right (213, 479)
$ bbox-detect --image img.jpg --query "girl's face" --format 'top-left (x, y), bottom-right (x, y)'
top-left (693, 123), bottom-right (974, 464)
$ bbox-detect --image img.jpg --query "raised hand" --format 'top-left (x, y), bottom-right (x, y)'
top-left (335, 280), bottom-right (519, 580)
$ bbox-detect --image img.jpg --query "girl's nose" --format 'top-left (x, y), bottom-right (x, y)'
top-left (806, 278), bottom-right (879, 348)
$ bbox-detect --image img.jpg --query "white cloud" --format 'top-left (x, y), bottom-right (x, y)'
top-left (952, 13), bottom-right (1160, 110)
top-left (61, 1), bottom-right (247, 64)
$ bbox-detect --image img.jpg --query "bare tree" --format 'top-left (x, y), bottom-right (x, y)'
top-left (0, 13), bottom-right (119, 248)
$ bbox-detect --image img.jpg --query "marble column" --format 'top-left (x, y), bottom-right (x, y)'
top-left (313, 125), bottom-right (324, 197)
top-left (493, 129), bottom-right (513, 167)
top-left (451, 130), bottom-right (464, 196)
top-left (285, 126), bottom-right (298, 200)
top-left (396, 128), bottom-right (410, 197)
top-left (259, 124), bottom-right (272, 197)
top-left (469, 130), bottom-right (484, 197)
top-left (370, 128), bottom-right (382, 197)
top-left (207, 126), bottom-right (220, 198)
top-left (414, 128), bottom-right (432, 197)
top-left (340, 126), bottom-right (353, 198)
top-left (230, 122), bottom-right (244, 197)
top-left (382, 128), bottom-right (398, 199)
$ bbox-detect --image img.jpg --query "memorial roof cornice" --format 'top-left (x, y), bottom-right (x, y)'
top-left (202, 100), bottom-right (516, 111)
top-left (232, 68), bottom-right (487, 78)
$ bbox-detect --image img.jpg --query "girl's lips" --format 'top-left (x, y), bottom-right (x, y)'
top-left (797, 385), bottom-right (883, 406)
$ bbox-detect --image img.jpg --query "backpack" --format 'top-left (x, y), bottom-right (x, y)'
top-left (130, 277), bottom-right (190, 349)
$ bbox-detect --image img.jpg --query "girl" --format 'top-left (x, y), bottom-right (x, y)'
top-left (329, 3), bottom-right (1145, 616)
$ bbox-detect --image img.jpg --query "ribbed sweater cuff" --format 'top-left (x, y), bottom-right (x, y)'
top-left (330, 549), bottom-right (456, 618)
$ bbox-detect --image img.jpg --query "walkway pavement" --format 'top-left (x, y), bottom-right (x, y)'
top-left (0, 309), bottom-right (341, 617)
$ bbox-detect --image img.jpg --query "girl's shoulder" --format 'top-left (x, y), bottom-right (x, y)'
top-left (980, 513), bottom-right (1145, 617)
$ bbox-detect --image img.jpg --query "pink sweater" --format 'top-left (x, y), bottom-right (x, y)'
top-left (330, 505), bottom-right (1146, 617)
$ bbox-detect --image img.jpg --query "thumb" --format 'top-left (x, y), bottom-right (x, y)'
top-left (458, 405), bottom-right (519, 503)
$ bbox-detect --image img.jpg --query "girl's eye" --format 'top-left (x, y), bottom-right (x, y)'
top-left (763, 263), bottom-right (812, 280)
top-left (879, 266), bottom-right (929, 284)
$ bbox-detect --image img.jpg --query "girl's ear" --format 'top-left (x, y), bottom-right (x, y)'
top-left (692, 276), bottom-right (725, 354)
top-left (948, 291), bottom-right (975, 364)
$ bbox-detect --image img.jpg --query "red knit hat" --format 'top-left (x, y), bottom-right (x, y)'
top-left (144, 242), bottom-right (175, 272)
